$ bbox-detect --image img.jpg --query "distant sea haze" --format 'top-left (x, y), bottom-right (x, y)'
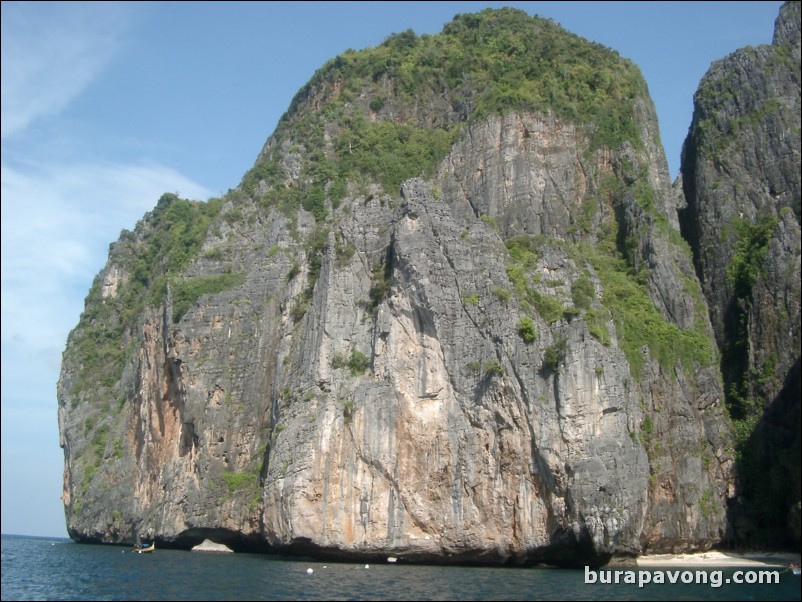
top-left (2, 535), bottom-right (800, 601)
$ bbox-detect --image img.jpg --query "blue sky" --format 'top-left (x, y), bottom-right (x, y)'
top-left (1, 1), bottom-right (783, 538)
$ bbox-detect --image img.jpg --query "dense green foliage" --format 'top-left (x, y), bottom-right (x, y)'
top-left (543, 336), bottom-right (567, 372)
top-left (347, 351), bottom-right (371, 376)
top-left (570, 271), bottom-right (595, 310)
top-left (588, 250), bottom-right (713, 378)
top-left (503, 230), bottom-right (714, 378)
top-left (726, 216), bottom-right (779, 303)
top-left (517, 316), bottom-right (537, 344)
top-left (368, 257), bottom-right (394, 309)
top-left (336, 116), bottom-right (455, 193)
top-left (332, 350), bottom-right (372, 376)
top-left (172, 272), bottom-right (247, 322)
top-left (504, 237), bottom-right (564, 324)
top-left (308, 8), bottom-right (645, 144)
top-left (128, 194), bottom-right (225, 306)
top-left (222, 470), bottom-right (258, 492)
top-left (243, 8), bottom-right (648, 221)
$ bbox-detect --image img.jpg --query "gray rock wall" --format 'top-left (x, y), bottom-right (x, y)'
top-left (679, 0), bottom-right (800, 545)
top-left (60, 107), bottom-right (731, 562)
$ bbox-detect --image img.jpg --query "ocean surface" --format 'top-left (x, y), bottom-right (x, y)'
top-left (2, 534), bottom-right (799, 601)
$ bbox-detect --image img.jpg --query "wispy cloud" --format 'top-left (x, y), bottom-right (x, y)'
top-left (0, 155), bottom-right (211, 536)
top-left (0, 2), bottom-right (214, 537)
top-left (1, 2), bottom-right (131, 140)
top-left (1, 1), bottom-right (212, 410)
top-left (1, 158), bottom-right (212, 347)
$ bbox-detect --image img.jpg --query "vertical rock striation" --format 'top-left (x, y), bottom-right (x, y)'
top-left (59, 8), bottom-right (733, 563)
top-left (680, 1), bottom-right (800, 546)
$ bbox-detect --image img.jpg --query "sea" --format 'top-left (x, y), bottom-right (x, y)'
top-left (2, 534), bottom-right (799, 601)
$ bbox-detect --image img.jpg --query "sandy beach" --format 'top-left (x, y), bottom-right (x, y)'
top-left (636, 550), bottom-right (801, 567)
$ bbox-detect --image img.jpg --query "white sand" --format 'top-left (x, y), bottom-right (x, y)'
top-left (636, 550), bottom-right (800, 567)
top-left (191, 538), bottom-right (234, 553)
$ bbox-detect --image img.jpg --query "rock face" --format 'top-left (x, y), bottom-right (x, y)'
top-left (192, 539), bottom-right (233, 553)
top-left (680, 1), bottom-right (801, 546)
top-left (59, 8), bottom-right (732, 564)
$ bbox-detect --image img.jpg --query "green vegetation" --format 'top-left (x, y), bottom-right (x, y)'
top-left (242, 8), bottom-right (647, 229)
top-left (368, 258), bottom-right (393, 309)
top-left (480, 215), bottom-right (499, 230)
top-left (571, 271), bottom-right (595, 310)
top-left (729, 407), bottom-right (800, 545)
top-left (493, 286), bottom-right (510, 305)
top-left (720, 215), bottom-right (782, 535)
top-left (336, 116), bottom-right (455, 193)
top-left (584, 308), bottom-right (612, 345)
top-left (530, 291), bottom-right (564, 325)
top-left (334, 235), bottom-right (356, 266)
top-left (484, 360), bottom-right (505, 378)
top-left (543, 336), bottom-right (567, 372)
top-left (340, 398), bottom-right (355, 420)
top-left (222, 470), bottom-right (258, 492)
top-left (290, 227), bottom-right (329, 322)
top-left (221, 462), bottom-right (264, 509)
top-left (171, 272), bottom-right (246, 322)
top-left (502, 224), bottom-right (713, 377)
top-left (347, 351), bottom-right (371, 375)
top-left (587, 248), bottom-right (713, 378)
top-left (77, 421), bottom-right (112, 497)
top-left (333, 350), bottom-right (371, 376)
top-left (695, 70), bottom-right (788, 157)
top-left (726, 216), bottom-right (778, 303)
top-left (641, 414), bottom-right (654, 437)
top-left (203, 247), bottom-right (224, 261)
top-left (517, 316), bottom-right (537, 343)
top-left (699, 489), bottom-right (715, 519)
top-left (504, 238), bottom-right (565, 324)
top-left (722, 217), bottom-right (780, 422)
top-left (69, 193), bottom-right (224, 397)
top-left (286, 261), bottom-right (301, 282)
top-left (317, 8), bottom-right (645, 147)
top-left (718, 215), bottom-right (797, 547)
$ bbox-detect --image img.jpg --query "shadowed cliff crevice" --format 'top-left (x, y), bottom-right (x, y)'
top-left (59, 5), bottom-right (787, 562)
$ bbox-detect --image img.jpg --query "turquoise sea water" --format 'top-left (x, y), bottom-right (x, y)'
top-left (2, 535), bottom-right (799, 601)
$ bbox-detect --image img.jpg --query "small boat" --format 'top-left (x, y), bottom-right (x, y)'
top-left (132, 542), bottom-right (155, 554)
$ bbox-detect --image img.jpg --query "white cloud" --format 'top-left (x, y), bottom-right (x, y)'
top-left (1, 2), bottom-right (129, 139)
top-left (0, 156), bottom-right (211, 538)
top-left (1, 158), bottom-right (212, 354)
top-left (0, 2), bottom-right (219, 537)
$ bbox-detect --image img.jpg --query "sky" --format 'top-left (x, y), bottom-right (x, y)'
top-left (1, 1), bottom-right (784, 538)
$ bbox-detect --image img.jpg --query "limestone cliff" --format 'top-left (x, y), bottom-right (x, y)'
top-left (680, 0), bottom-right (801, 546)
top-left (59, 8), bottom-right (731, 564)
